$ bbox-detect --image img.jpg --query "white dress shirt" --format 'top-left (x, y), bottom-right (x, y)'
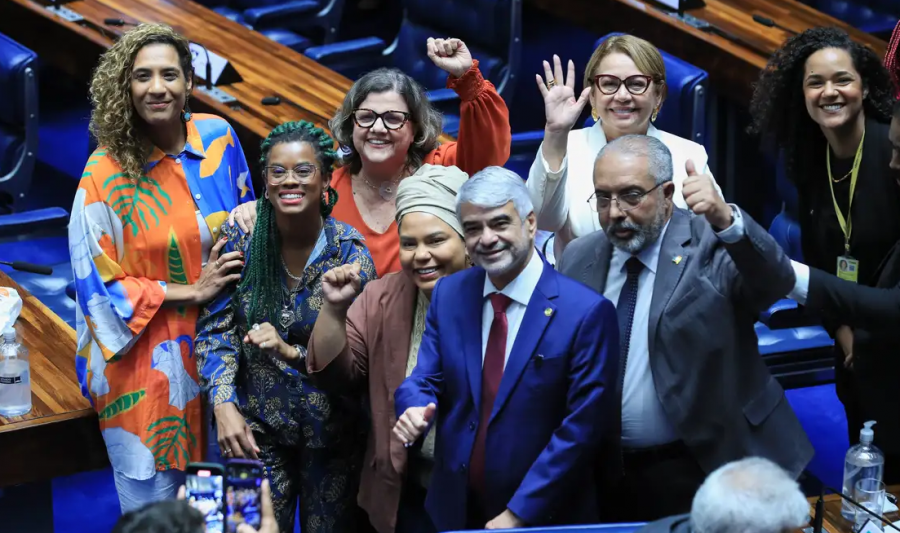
top-left (604, 207), bottom-right (745, 447)
top-left (481, 249), bottom-right (545, 367)
top-left (525, 121), bottom-right (722, 259)
top-left (788, 260), bottom-right (811, 304)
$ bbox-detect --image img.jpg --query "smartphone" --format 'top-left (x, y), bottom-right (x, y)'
top-left (185, 462), bottom-right (226, 533)
top-left (225, 459), bottom-right (264, 533)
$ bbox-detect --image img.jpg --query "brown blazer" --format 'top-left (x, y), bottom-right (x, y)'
top-left (307, 271), bottom-right (417, 533)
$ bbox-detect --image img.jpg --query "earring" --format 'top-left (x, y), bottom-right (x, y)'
top-left (264, 189), bottom-right (269, 200)
top-left (651, 108), bottom-right (659, 122)
top-left (591, 108), bottom-right (599, 122)
top-left (181, 99), bottom-right (192, 122)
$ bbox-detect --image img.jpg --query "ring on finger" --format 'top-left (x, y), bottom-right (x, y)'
top-left (215, 259), bottom-right (221, 268)
top-left (547, 79), bottom-right (557, 89)
top-left (252, 323), bottom-right (260, 331)
top-left (260, 341), bottom-right (267, 349)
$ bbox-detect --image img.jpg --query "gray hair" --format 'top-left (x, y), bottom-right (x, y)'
top-left (329, 68), bottom-right (442, 175)
top-left (595, 134), bottom-right (674, 186)
top-left (690, 457), bottom-right (810, 533)
top-left (456, 166), bottom-right (534, 221)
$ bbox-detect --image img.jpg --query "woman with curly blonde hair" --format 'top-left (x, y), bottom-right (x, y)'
top-left (68, 22), bottom-right (256, 511)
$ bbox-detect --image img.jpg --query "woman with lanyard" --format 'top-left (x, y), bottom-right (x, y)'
top-left (750, 27), bottom-right (900, 449)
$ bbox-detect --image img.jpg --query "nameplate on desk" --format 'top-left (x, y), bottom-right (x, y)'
top-left (189, 43), bottom-right (243, 86)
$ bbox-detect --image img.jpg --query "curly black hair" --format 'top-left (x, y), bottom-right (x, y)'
top-left (748, 27), bottom-right (894, 187)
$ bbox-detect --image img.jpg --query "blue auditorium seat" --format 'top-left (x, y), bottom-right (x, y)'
top-left (210, 0), bottom-right (342, 53)
top-left (0, 32), bottom-right (38, 210)
top-left (805, 0), bottom-right (898, 37)
top-left (506, 32), bottom-right (708, 179)
top-left (303, 0), bottom-right (523, 137)
top-left (0, 32), bottom-right (75, 329)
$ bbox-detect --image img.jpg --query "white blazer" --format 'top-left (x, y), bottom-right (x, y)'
top-left (526, 121), bottom-right (721, 257)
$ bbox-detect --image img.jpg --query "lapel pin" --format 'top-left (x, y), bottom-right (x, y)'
top-left (544, 307), bottom-right (553, 317)
top-left (673, 255), bottom-right (683, 265)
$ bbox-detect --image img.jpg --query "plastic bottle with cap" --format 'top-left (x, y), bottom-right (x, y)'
top-left (0, 325), bottom-right (30, 417)
top-left (841, 420), bottom-right (885, 520)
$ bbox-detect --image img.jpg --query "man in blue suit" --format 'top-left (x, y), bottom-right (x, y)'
top-left (393, 166), bottom-right (620, 531)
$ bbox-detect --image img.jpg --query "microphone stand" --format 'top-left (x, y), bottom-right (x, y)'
top-left (0, 261), bottom-right (53, 276)
top-left (190, 41), bottom-right (238, 105)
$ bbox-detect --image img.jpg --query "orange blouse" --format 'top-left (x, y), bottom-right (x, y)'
top-left (330, 61), bottom-right (511, 277)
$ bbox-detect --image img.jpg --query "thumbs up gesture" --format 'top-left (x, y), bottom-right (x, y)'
top-left (682, 160), bottom-right (732, 230)
top-left (393, 402), bottom-right (437, 446)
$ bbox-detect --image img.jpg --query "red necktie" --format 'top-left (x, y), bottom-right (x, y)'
top-left (469, 292), bottom-right (513, 499)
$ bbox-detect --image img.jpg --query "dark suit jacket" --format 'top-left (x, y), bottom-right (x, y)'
top-left (394, 257), bottom-right (620, 531)
top-left (637, 514), bottom-right (692, 533)
top-left (557, 208), bottom-right (814, 479)
top-left (806, 240), bottom-right (900, 456)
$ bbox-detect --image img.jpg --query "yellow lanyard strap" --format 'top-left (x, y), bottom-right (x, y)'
top-left (827, 129), bottom-right (866, 254)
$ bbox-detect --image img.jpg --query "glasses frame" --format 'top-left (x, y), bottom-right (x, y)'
top-left (264, 164), bottom-right (319, 184)
top-left (588, 183), bottom-right (663, 212)
top-left (352, 108), bottom-right (411, 131)
top-left (592, 74), bottom-right (656, 96)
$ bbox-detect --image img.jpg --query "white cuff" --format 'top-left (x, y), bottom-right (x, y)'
top-left (539, 144), bottom-right (568, 181)
top-left (714, 204), bottom-right (745, 244)
top-left (788, 260), bottom-right (810, 305)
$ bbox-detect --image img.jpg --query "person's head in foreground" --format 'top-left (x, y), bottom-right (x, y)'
top-left (690, 457), bottom-right (810, 533)
top-left (112, 500), bottom-right (205, 533)
top-left (395, 164), bottom-right (471, 298)
top-left (456, 166), bottom-right (536, 289)
top-left (592, 134), bottom-right (675, 254)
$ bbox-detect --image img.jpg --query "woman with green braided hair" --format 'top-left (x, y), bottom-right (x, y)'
top-left (194, 120), bottom-right (377, 533)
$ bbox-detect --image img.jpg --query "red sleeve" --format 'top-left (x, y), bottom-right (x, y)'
top-left (431, 60), bottom-right (511, 175)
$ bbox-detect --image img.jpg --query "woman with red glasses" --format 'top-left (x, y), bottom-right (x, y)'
top-left (527, 34), bottom-right (721, 258)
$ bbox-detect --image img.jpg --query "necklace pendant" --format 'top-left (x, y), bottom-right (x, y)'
top-left (279, 307), bottom-right (295, 330)
top-left (379, 182), bottom-right (396, 202)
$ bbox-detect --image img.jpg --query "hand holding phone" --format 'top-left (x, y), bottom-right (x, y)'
top-left (185, 462), bottom-right (226, 533)
top-left (226, 459), bottom-right (264, 533)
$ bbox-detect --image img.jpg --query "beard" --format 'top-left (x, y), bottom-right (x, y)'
top-left (605, 206), bottom-right (667, 254)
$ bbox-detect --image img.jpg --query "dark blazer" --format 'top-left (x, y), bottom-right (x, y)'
top-left (557, 208), bottom-right (814, 479)
top-left (806, 240), bottom-right (900, 457)
top-left (394, 256), bottom-right (620, 531)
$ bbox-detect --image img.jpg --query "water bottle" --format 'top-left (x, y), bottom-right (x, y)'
top-left (841, 420), bottom-right (884, 520)
top-left (0, 327), bottom-right (31, 417)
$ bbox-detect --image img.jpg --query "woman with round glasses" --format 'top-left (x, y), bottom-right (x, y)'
top-left (229, 37), bottom-right (511, 277)
top-left (527, 34), bottom-right (720, 257)
top-left (195, 120), bottom-right (377, 533)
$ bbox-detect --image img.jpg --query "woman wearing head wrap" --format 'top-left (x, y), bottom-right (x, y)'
top-left (306, 164), bottom-right (471, 533)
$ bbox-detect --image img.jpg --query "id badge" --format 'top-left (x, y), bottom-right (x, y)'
top-left (837, 255), bottom-right (859, 283)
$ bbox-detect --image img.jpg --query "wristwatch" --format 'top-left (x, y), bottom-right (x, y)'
top-left (292, 344), bottom-right (307, 371)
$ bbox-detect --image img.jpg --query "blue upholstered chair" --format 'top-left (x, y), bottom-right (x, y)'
top-left (303, 0), bottom-right (523, 137)
top-left (506, 32), bottom-right (708, 179)
top-left (0, 32), bottom-right (75, 328)
top-left (210, 0), bottom-right (345, 53)
top-left (803, 0), bottom-right (898, 36)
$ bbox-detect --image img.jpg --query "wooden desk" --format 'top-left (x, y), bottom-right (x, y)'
top-left (0, 0), bottom-right (452, 165)
top-left (809, 486), bottom-right (900, 533)
top-left (529, 0), bottom-right (888, 104)
top-left (0, 270), bottom-right (107, 487)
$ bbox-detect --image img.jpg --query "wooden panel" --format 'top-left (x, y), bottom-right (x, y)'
top-left (528, 0), bottom-right (888, 105)
top-left (0, 0), bottom-right (454, 145)
top-left (0, 271), bottom-right (108, 487)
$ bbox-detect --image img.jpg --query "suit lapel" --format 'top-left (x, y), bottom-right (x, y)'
top-left (463, 269), bottom-right (488, 411)
top-left (648, 210), bottom-right (692, 356)
top-left (583, 236), bottom-right (613, 294)
top-left (490, 264), bottom-right (559, 422)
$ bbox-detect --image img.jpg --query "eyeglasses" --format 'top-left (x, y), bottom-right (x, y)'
top-left (352, 109), bottom-right (411, 130)
top-left (592, 74), bottom-right (657, 95)
top-left (588, 183), bottom-right (662, 212)
top-left (265, 164), bottom-right (318, 183)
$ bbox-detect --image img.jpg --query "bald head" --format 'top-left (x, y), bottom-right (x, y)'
top-left (594, 134), bottom-right (674, 187)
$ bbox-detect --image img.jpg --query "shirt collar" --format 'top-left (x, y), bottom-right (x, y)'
top-left (483, 248), bottom-right (544, 306)
top-left (143, 117), bottom-right (207, 172)
top-left (610, 219), bottom-right (671, 275)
